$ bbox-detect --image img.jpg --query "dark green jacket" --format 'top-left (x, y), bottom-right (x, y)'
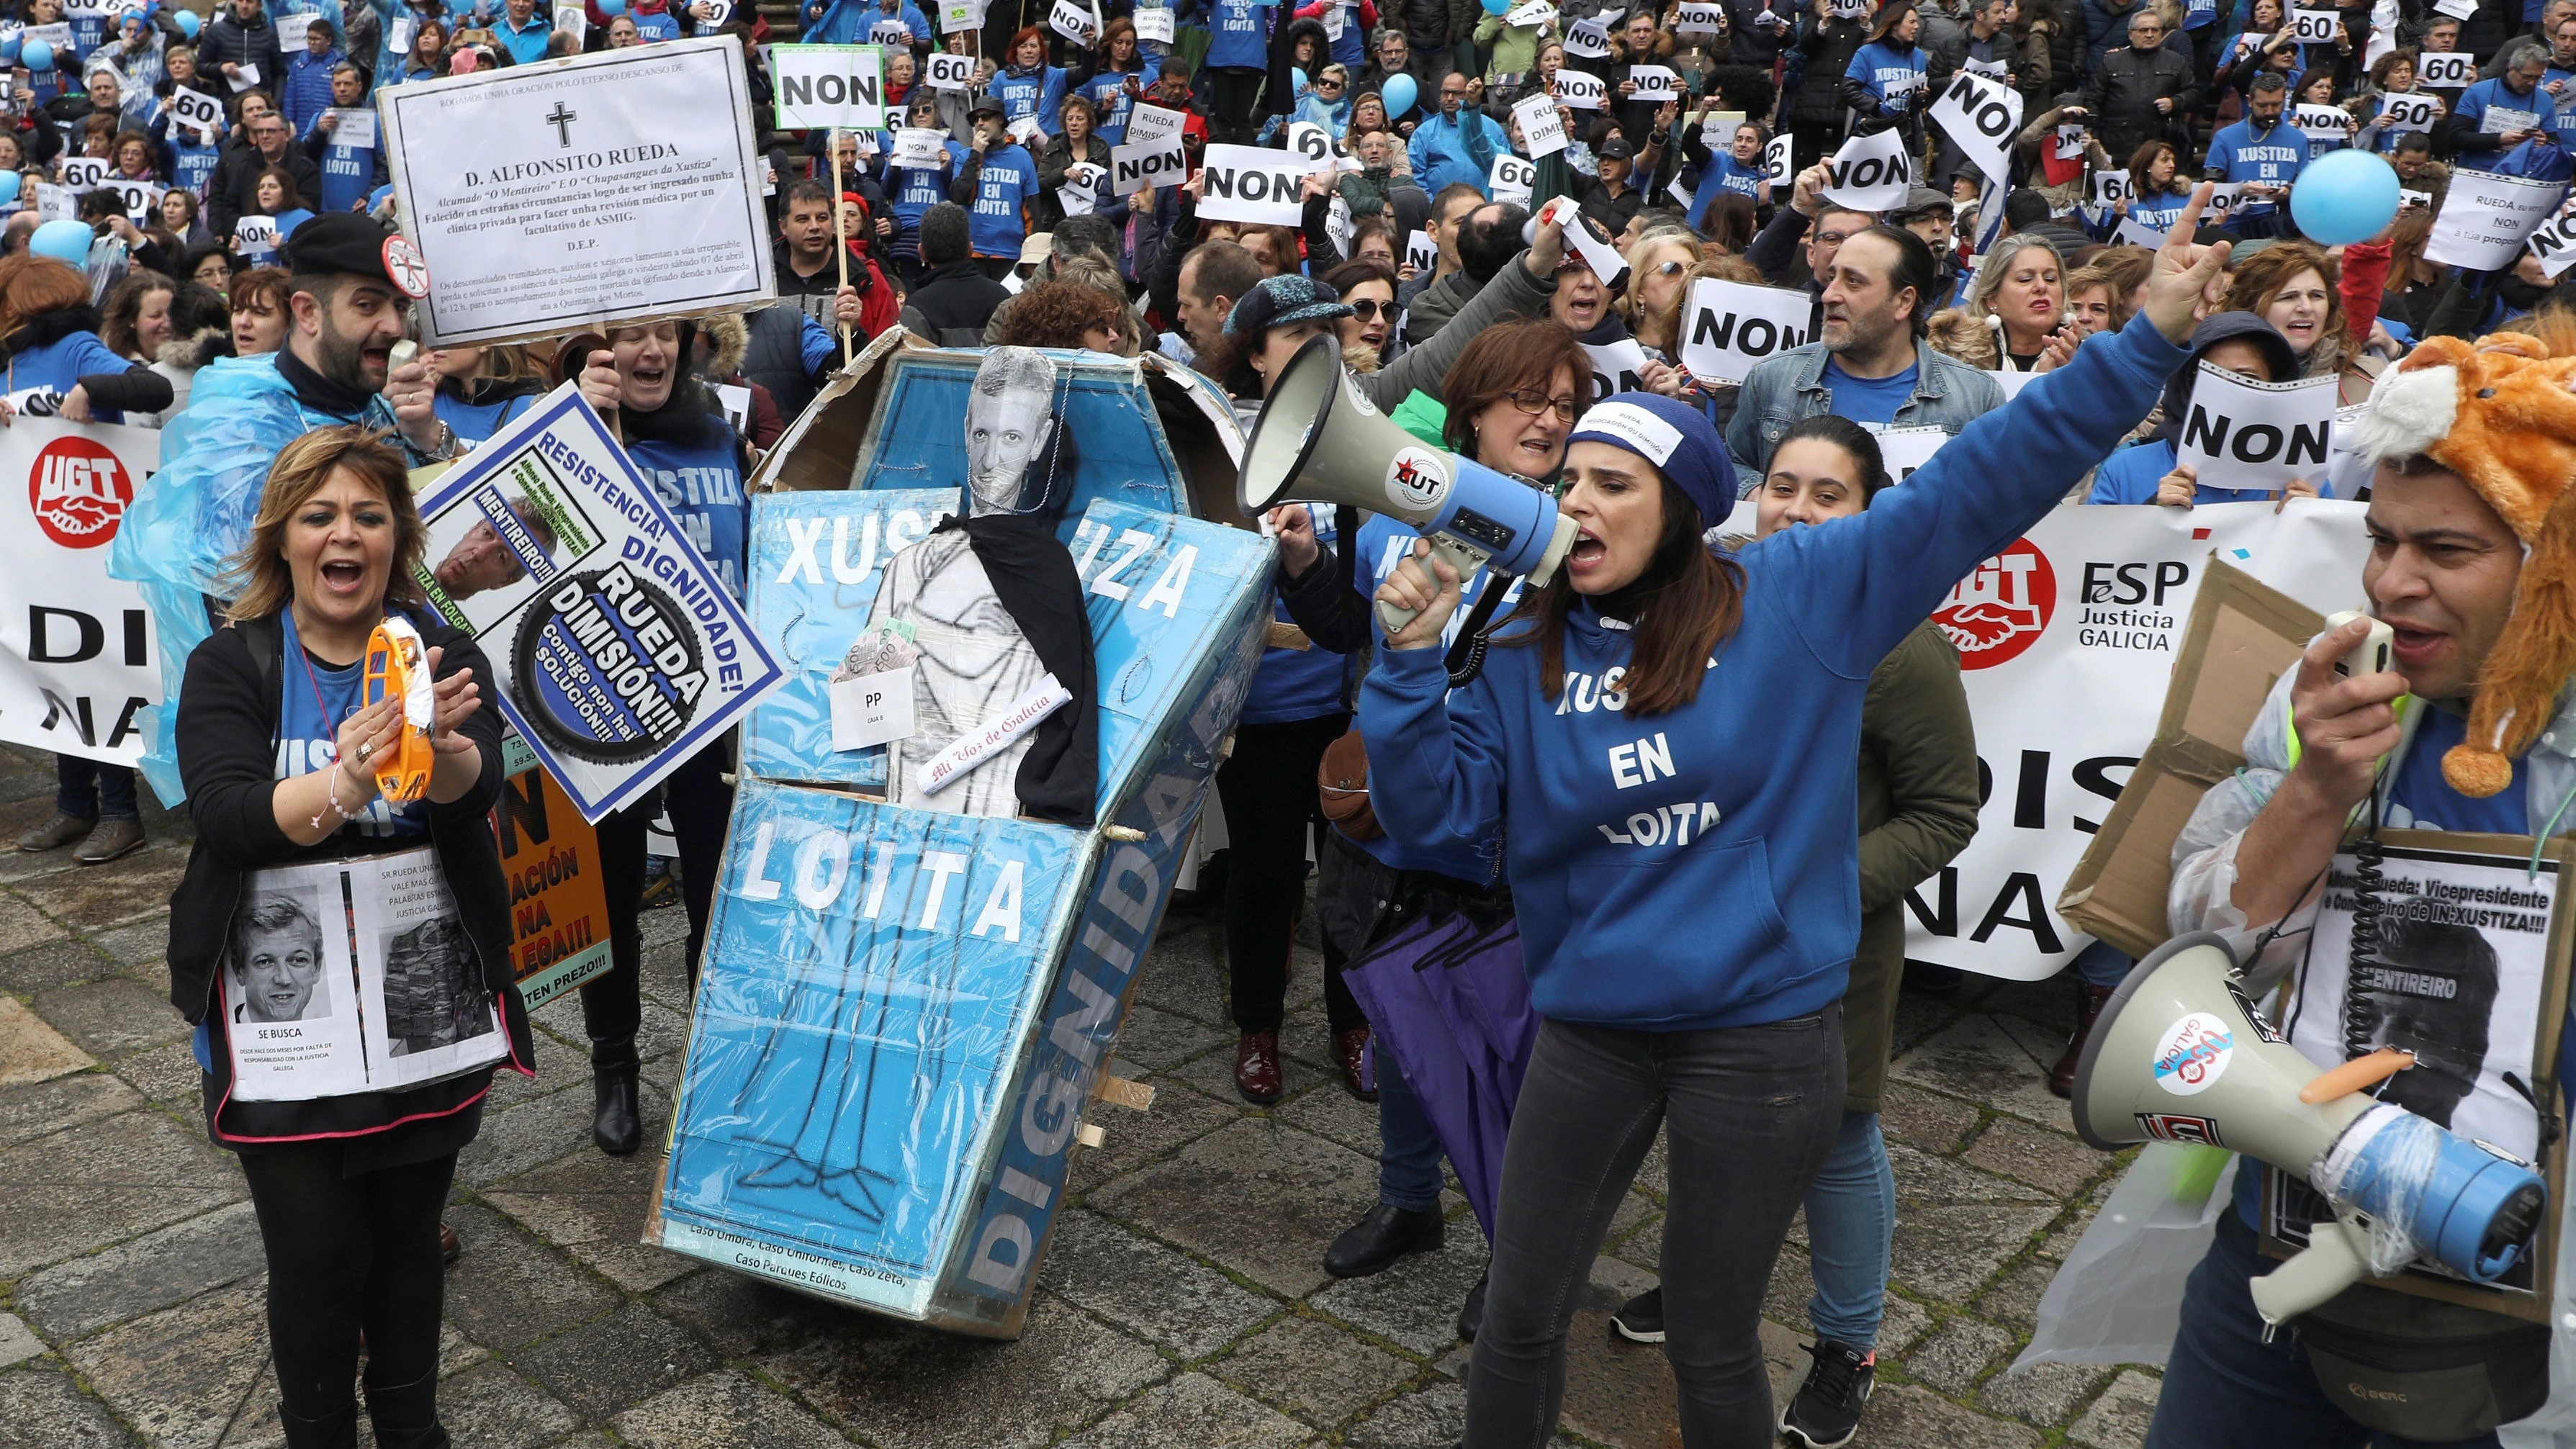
top-left (1844, 620), bottom-right (1980, 1112)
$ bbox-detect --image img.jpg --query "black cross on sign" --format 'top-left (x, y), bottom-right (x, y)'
top-left (546, 101), bottom-right (577, 147)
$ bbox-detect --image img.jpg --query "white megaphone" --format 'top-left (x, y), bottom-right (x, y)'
top-left (1238, 333), bottom-right (1580, 633)
top-left (2072, 932), bottom-right (2546, 1325)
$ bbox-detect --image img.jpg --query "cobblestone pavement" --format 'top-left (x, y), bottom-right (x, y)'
top-left (0, 746), bottom-right (2169, 1447)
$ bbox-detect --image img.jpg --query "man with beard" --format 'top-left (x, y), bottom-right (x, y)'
top-left (112, 212), bottom-right (456, 803)
top-left (1726, 222), bottom-right (2001, 477)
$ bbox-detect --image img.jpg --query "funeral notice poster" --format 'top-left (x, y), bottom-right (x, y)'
top-left (380, 37), bottom-right (777, 347)
top-left (407, 384), bottom-right (786, 822)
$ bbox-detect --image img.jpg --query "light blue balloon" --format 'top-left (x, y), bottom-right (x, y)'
top-left (31, 219), bottom-right (91, 266)
top-left (2289, 149), bottom-right (2400, 247)
top-left (174, 7), bottom-right (199, 35)
top-left (597, 0), bottom-right (627, 15)
top-left (22, 39), bottom-right (53, 72)
top-left (0, 33), bottom-right (19, 64)
top-left (1481, 0), bottom-right (1506, 12)
top-left (1381, 71), bottom-right (1416, 118)
top-left (0, 172), bottom-right (23, 205)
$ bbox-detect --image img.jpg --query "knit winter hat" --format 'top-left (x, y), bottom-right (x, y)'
top-left (1566, 393), bottom-right (1738, 528)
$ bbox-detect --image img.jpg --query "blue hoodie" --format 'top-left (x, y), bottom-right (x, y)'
top-left (1207, 0), bottom-right (1270, 69)
top-left (1359, 318), bottom-right (2186, 1030)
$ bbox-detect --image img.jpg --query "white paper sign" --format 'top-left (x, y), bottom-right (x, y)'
top-left (2526, 207), bottom-right (2576, 276)
top-left (324, 107), bottom-right (377, 149)
top-left (2052, 122), bottom-right (2087, 161)
top-left (924, 50), bottom-right (975, 89)
top-left (1057, 161), bottom-right (1103, 215)
top-left (2400, 186), bottom-right (2433, 211)
top-left (1929, 68), bottom-right (2021, 186)
top-left (1764, 131), bottom-right (1793, 184)
top-left (829, 667), bottom-right (915, 751)
top-left (1488, 151), bottom-right (1536, 204)
top-left (1541, 196), bottom-right (1624, 282)
top-left (1403, 227), bottom-right (1435, 273)
top-left (1048, 0), bottom-right (1096, 45)
top-left (226, 64), bottom-right (263, 93)
top-left (1553, 68), bottom-right (1605, 109)
top-left (1675, 0), bottom-right (1723, 30)
top-left (2171, 363), bottom-right (2340, 492)
top-left (2112, 215), bottom-right (2169, 248)
top-left (2432, 0), bottom-right (2477, 17)
top-left (1505, 0), bottom-right (1556, 23)
top-left (2294, 101), bottom-right (2354, 140)
top-left (2423, 168), bottom-right (2564, 269)
top-left (233, 215), bottom-right (280, 259)
top-left (168, 84), bottom-right (225, 140)
top-left (1821, 126), bottom-right (1912, 211)
top-left (771, 42), bottom-right (887, 130)
top-left (1287, 119), bottom-right (1341, 169)
top-left (1112, 132), bottom-right (1186, 188)
top-left (1133, 4), bottom-right (1174, 41)
top-left (2418, 50), bottom-right (2474, 87)
top-left (1563, 15), bottom-right (1609, 54)
top-left (1875, 425), bottom-right (1949, 481)
top-left (1125, 102), bottom-right (1185, 147)
top-left (1628, 63), bottom-right (1679, 101)
top-left (940, 0), bottom-right (981, 31)
top-left (1679, 276), bottom-right (1814, 384)
top-left (2201, 181), bottom-right (2245, 219)
top-left (1513, 92), bottom-right (1567, 156)
top-left (102, 179), bottom-right (155, 220)
top-left (1198, 142), bottom-right (1310, 225)
top-left (554, 4), bottom-right (588, 43)
top-left (381, 37), bottom-right (778, 348)
top-left (2089, 166), bottom-right (2132, 207)
top-left (1581, 336), bottom-right (1651, 401)
top-left (2288, 7), bottom-right (2338, 42)
top-left (713, 382), bottom-right (750, 432)
top-left (2377, 91), bottom-right (2439, 132)
top-left (58, 157), bottom-right (109, 193)
top-left (0, 415), bottom-right (161, 767)
top-left (274, 12), bottom-right (318, 47)
top-left (2480, 104), bottom-right (2541, 137)
top-left (891, 127), bottom-right (950, 168)
top-left (870, 17), bottom-right (911, 43)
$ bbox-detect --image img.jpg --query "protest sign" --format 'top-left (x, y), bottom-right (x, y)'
top-left (554, 4), bottom-right (587, 41)
top-left (1675, 0), bottom-right (1723, 30)
top-left (1133, 2), bottom-right (1172, 39)
top-left (2111, 215), bottom-right (2169, 248)
top-left (1901, 501), bottom-right (2372, 980)
top-left (770, 43), bottom-right (887, 130)
top-left (870, 16), bottom-right (911, 42)
top-left (891, 127), bottom-right (950, 169)
top-left (1505, 0), bottom-right (1556, 23)
top-left (1287, 120), bottom-right (1354, 171)
top-left (2171, 364), bottom-right (2339, 493)
top-left (0, 417), bottom-right (159, 767)
top-left (382, 37), bottom-right (775, 347)
top-left (100, 179), bottom-right (154, 222)
top-left (2423, 168), bottom-right (2562, 270)
top-left (1820, 126), bottom-right (1912, 211)
top-left (1829, 0), bottom-right (1867, 16)
top-left (2089, 167), bottom-right (2132, 207)
top-left (2053, 122), bottom-right (2087, 161)
top-left (924, 50), bottom-right (975, 89)
top-left (1056, 162), bottom-right (1103, 215)
top-left (1048, 0), bottom-right (1096, 45)
top-left (1544, 197), bottom-right (1626, 283)
top-left (1563, 15), bottom-right (1609, 54)
top-left (2288, 7), bottom-right (2338, 41)
top-left (1582, 337), bottom-right (1651, 401)
top-left (2401, 186), bottom-right (2433, 211)
top-left (2481, 103), bottom-right (2541, 135)
top-left (1629, 64), bottom-right (1679, 101)
top-left (226, 64), bottom-right (264, 93)
top-left (274, 12), bottom-right (316, 47)
top-left (58, 156), bottom-right (107, 192)
top-left (233, 215), bottom-right (281, 263)
top-left (167, 84), bottom-right (225, 139)
top-left (407, 384), bottom-right (785, 822)
top-left (1764, 131), bottom-right (1794, 184)
top-left (2433, 0), bottom-right (2479, 13)
top-left (2378, 91), bottom-right (2440, 132)
top-left (1489, 152), bottom-right (1536, 205)
top-left (1197, 143), bottom-right (1310, 225)
top-left (1876, 427), bottom-right (1948, 481)
top-left (940, 0), bottom-right (981, 30)
top-left (1112, 132), bottom-right (1186, 189)
top-left (2528, 206), bottom-right (2576, 276)
top-left (1554, 68), bottom-right (1604, 108)
top-left (493, 733), bottom-right (615, 1011)
top-left (325, 107), bottom-right (377, 149)
top-left (1404, 227), bottom-right (1434, 273)
top-left (1513, 92), bottom-right (1567, 156)
top-left (2294, 101), bottom-right (2354, 141)
top-left (2418, 50), bottom-right (2475, 86)
top-left (1929, 68), bottom-right (2020, 186)
top-left (222, 849), bottom-right (510, 1102)
top-left (1125, 103), bottom-right (1186, 147)
top-left (1678, 276), bottom-right (1813, 384)
top-left (1962, 55), bottom-right (2008, 78)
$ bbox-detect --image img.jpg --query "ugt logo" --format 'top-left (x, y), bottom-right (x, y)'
top-left (30, 437), bottom-right (132, 549)
top-left (1933, 538), bottom-right (2055, 669)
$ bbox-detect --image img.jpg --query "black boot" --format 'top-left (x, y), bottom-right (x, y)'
top-left (363, 1366), bottom-right (451, 1449)
top-left (591, 1035), bottom-right (641, 1157)
top-left (1323, 1203), bottom-right (1444, 1278)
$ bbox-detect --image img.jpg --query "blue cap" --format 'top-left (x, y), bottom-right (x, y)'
top-left (1566, 393), bottom-right (1737, 529)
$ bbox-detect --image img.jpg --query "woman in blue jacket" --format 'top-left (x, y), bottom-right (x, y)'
top-left (1839, 0), bottom-right (1929, 145)
top-left (1075, 17), bottom-right (1149, 145)
top-left (991, 26), bottom-right (1069, 140)
top-left (1361, 197), bottom-right (2226, 1447)
top-left (880, 91), bottom-right (969, 285)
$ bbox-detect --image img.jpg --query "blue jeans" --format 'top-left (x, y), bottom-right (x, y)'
top-left (57, 755), bottom-right (138, 821)
top-left (1377, 1046), bottom-right (1447, 1213)
top-left (2147, 1211), bottom-right (2503, 1449)
top-left (2076, 939), bottom-right (2135, 988)
top-left (1802, 1111), bottom-right (1892, 1350)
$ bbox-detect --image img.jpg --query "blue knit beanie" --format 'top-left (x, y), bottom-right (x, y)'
top-left (1565, 393), bottom-right (1738, 528)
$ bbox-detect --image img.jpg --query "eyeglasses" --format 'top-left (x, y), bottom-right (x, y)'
top-left (1347, 299), bottom-right (1390, 320)
top-left (1814, 230), bottom-right (1852, 247)
top-left (1508, 389), bottom-right (1580, 422)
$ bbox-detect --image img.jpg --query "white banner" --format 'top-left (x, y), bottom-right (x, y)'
top-left (924, 50), bottom-right (975, 89)
top-left (1678, 276), bottom-right (1813, 384)
top-left (407, 385), bottom-right (785, 822)
top-left (1554, 69), bottom-right (1605, 109)
top-left (2417, 50), bottom-right (2474, 87)
top-left (382, 38), bottom-right (777, 348)
top-left (770, 43), bottom-right (887, 130)
top-left (1929, 68), bottom-right (2022, 190)
top-left (0, 417), bottom-right (161, 768)
top-left (2172, 364), bottom-right (2339, 493)
top-left (1489, 152), bottom-right (1536, 204)
top-left (1513, 92), bottom-right (1567, 157)
top-left (2423, 168), bottom-right (2564, 271)
top-left (1197, 143), bottom-right (1310, 225)
top-left (1628, 64), bottom-right (1679, 101)
top-left (1907, 502), bottom-right (2373, 980)
top-left (2288, 6), bottom-right (2338, 42)
top-left (1112, 132), bottom-right (1186, 189)
top-left (1821, 126), bottom-right (1912, 212)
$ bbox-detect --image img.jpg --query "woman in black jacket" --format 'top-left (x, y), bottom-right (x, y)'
top-left (1787, 0), bottom-right (1869, 168)
top-left (169, 423), bottom-right (524, 1449)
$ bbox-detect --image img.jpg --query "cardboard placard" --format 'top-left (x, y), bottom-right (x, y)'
top-left (492, 733), bottom-right (616, 1011)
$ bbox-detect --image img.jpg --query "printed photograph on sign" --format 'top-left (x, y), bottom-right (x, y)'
top-left (413, 461), bottom-right (599, 637)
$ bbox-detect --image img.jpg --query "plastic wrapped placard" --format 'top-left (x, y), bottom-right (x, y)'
top-left (2009, 1142), bottom-right (2237, 1371)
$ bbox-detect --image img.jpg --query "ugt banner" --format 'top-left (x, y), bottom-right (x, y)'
top-left (407, 383), bottom-right (785, 823)
top-left (1908, 500), bottom-right (2372, 980)
top-left (0, 417), bottom-right (161, 767)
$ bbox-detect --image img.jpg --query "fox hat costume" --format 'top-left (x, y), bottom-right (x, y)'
top-left (2346, 328), bottom-right (2576, 799)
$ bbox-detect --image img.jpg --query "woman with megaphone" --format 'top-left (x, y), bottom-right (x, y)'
top-left (1361, 186), bottom-right (2235, 1448)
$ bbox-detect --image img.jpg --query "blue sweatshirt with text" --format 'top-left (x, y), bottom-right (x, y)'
top-left (1359, 318), bottom-right (2186, 1030)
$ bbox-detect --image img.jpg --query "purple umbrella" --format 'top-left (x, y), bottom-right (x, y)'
top-left (1342, 909), bottom-right (1537, 1240)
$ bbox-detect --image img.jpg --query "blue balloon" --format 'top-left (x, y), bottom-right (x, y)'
top-left (174, 6), bottom-right (199, 35)
top-left (0, 172), bottom-right (23, 206)
top-left (1382, 71), bottom-right (1417, 118)
top-left (0, 33), bottom-right (19, 64)
top-left (2289, 149), bottom-right (2400, 246)
top-left (597, 0), bottom-right (628, 15)
top-left (1482, 0), bottom-right (1507, 12)
top-left (31, 219), bottom-right (90, 266)
top-left (22, 39), bottom-right (53, 72)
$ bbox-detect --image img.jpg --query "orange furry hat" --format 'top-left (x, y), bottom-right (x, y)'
top-left (2347, 328), bottom-right (2576, 800)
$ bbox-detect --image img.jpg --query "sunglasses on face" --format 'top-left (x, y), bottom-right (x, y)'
top-left (1508, 389), bottom-right (1580, 422)
top-left (1346, 298), bottom-right (1390, 320)
top-left (1647, 258), bottom-right (1687, 276)
top-left (1317, 77), bottom-right (1343, 88)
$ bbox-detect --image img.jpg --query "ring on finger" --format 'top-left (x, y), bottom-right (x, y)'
top-left (356, 741), bottom-right (374, 764)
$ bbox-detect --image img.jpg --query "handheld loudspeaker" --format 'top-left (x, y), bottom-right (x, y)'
top-left (2072, 933), bottom-right (2545, 1325)
top-left (362, 617), bottom-right (437, 805)
top-left (1239, 333), bottom-right (1578, 634)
